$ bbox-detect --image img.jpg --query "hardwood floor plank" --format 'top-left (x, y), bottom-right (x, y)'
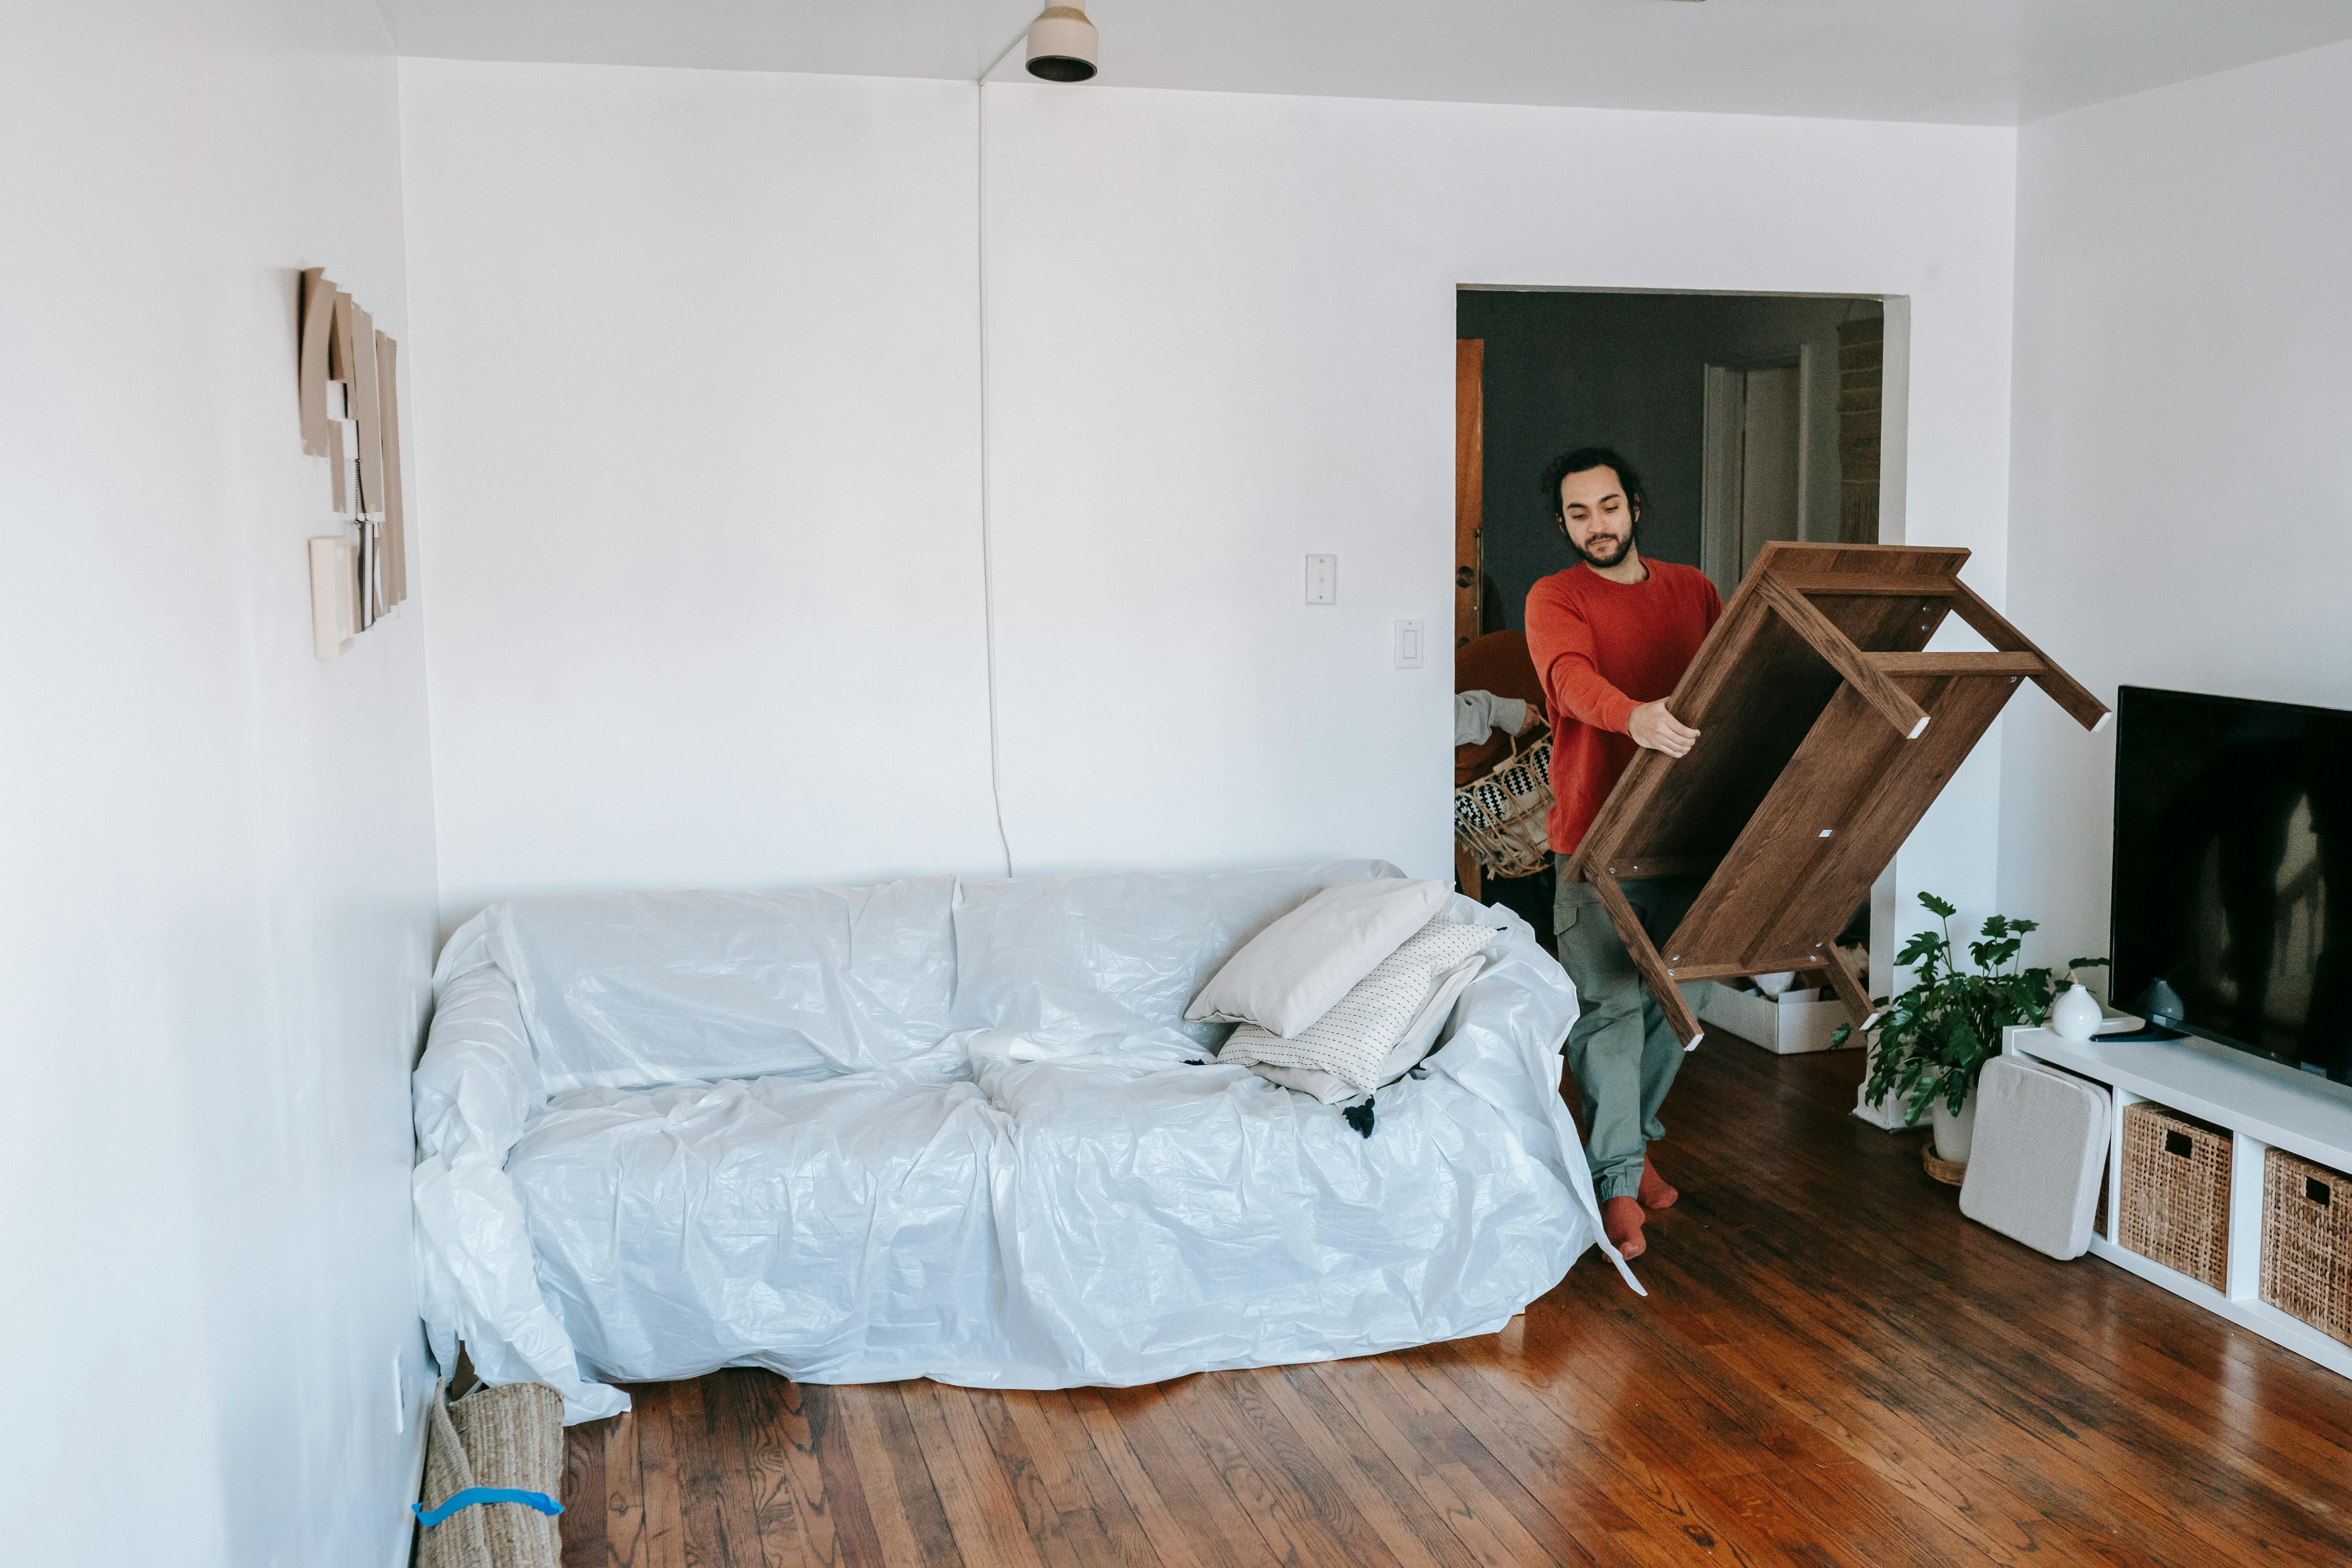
top-left (1214, 1364), bottom-right (1430, 1567)
top-left (1401, 1341), bottom-right (1756, 1562)
top-left (1544, 1263), bottom-right (2030, 1566)
top-left (561, 1401), bottom-right (608, 1568)
top-left (838, 1385), bottom-right (957, 1568)
top-left (1162, 1372), bottom-right (1355, 1566)
top-left (701, 1373), bottom-right (795, 1568)
top-left (900, 1380), bottom-right (1050, 1568)
top-left (1096, 1383), bottom-right (1271, 1568)
top-left (629, 1386), bottom-right (689, 1568)
top-left (947, 1382), bottom-right (1100, 1568)
top-left (806, 1383), bottom-right (891, 1568)
top-left (1244, 1361), bottom-right (1475, 1568)
top-left (1061, 1389), bottom-right (1209, 1568)
top-left (1288, 1358), bottom-right (1570, 1568)
top-left (999, 1389), bottom-right (1165, 1568)
top-left (600, 1404), bottom-right (648, 1568)
top-left (671, 1376), bottom-right (764, 1568)
top-left (730, 1370), bottom-right (833, 1567)
top-left (1348, 1353), bottom-right (1629, 1564)
top-left (559, 1041), bottom-right (2352, 1568)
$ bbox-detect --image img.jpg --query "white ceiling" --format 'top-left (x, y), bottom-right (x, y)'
top-left (376, 0), bottom-right (2352, 127)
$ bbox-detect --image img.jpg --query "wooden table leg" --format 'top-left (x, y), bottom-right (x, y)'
top-left (1455, 841), bottom-right (1482, 904)
top-left (1821, 945), bottom-right (1882, 1034)
top-left (1587, 871), bottom-right (1706, 1049)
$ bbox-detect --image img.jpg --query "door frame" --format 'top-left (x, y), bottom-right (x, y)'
top-left (1699, 346), bottom-right (1811, 600)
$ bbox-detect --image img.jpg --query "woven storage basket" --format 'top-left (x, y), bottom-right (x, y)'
top-left (2118, 1102), bottom-right (2231, 1290)
top-left (418, 1380), bottom-right (565, 1568)
top-left (2263, 1147), bottom-right (2352, 1345)
top-left (1453, 729), bottom-right (1554, 880)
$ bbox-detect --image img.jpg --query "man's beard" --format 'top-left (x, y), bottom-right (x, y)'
top-left (1573, 525), bottom-right (1636, 568)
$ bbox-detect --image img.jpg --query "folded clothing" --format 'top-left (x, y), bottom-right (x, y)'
top-left (1220, 917), bottom-right (1499, 1096)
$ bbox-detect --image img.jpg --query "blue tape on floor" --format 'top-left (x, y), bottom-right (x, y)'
top-left (412, 1487), bottom-right (564, 1527)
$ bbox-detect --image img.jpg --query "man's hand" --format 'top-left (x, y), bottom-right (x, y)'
top-left (1628, 699), bottom-right (1700, 757)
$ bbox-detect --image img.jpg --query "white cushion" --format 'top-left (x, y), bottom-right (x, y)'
top-left (1220, 918), bottom-right (1499, 1095)
top-left (1184, 876), bottom-right (1450, 1038)
top-left (1958, 1056), bottom-right (2112, 1260)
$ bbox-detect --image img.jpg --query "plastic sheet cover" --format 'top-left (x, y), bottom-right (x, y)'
top-left (412, 863), bottom-right (1632, 1422)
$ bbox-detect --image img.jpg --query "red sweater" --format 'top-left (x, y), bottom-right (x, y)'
top-left (1524, 559), bottom-right (1723, 856)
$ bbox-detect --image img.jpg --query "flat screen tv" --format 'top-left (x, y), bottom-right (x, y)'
top-left (2111, 686), bottom-right (2352, 1081)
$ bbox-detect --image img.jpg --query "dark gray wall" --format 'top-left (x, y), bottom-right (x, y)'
top-left (1457, 289), bottom-right (1880, 632)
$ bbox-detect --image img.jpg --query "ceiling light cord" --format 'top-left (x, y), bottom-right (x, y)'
top-left (974, 27), bottom-right (1025, 879)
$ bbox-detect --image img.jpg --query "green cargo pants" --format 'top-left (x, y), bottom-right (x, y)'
top-left (1552, 861), bottom-right (1713, 1203)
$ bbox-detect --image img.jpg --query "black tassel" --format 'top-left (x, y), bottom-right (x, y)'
top-left (1184, 1059), bottom-right (1206, 1066)
top-left (1342, 1097), bottom-right (1376, 1138)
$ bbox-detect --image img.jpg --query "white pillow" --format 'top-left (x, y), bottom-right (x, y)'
top-left (1220, 918), bottom-right (1498, 1096)
top-left (1184, 876), bottom-right (1451, 1039)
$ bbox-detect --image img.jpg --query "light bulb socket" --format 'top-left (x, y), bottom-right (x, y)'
top-left (1026, 6), bottom-right (1098, 81)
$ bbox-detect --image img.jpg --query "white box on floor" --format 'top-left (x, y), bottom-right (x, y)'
top-left (1699, 984), bottom-right (1857, 1054)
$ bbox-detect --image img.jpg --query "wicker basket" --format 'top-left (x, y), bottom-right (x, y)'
top-left (1453, 729), bottom-right (1554, 880)
top-left (2263, 1147), bottom-right (2352, 1345)
top-left (2118, 1102), bottom-right (2230, 1290)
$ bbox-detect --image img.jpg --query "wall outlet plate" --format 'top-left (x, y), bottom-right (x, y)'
top-left (1305, 553), bottom-right (1337, 604)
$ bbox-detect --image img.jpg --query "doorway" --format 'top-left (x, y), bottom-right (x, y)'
top-left (1448, 288), bottom-right (1895, 946)
top-left (1702, 354), bottom-right (1805, 599)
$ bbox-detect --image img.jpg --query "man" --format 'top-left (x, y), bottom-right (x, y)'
top-left (1524, 447), bottom-right (1721, 1261)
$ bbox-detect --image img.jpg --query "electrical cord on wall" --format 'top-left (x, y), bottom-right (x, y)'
top-left (975, 26), bottom-right (1027, 880)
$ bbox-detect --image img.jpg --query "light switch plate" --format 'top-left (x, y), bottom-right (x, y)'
top-left (1305, 553), bottom-right (1337, 604)
top-left (1394, 618), bottom-right (1425, 668)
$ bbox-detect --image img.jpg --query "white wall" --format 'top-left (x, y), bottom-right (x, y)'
top-left (0, 7), bottom-right (437, 1568)
top-left (406, 68), bottom-right (2020, 942)
top-left (399, 61), bottom-right (1007, 931)
top-left (2000, 41), bottom-right (2352, 984)
top-left (982, 86), bottom-right (2019, 938)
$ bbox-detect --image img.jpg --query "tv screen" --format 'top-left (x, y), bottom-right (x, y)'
top-left (2112, 686), bottom-right (2352, 1081)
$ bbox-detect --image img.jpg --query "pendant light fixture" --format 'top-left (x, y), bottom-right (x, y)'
top-left (1024, 6), bottom-right (1099, 81)
top-left (972, 5), bottom-right (1097, 877)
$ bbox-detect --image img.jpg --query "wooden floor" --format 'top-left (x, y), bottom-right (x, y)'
top-left (559, 1040), bottom-right (2352, 1566)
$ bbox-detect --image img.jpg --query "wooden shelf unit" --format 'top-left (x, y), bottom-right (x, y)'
top-left (2005, 1024), bottom-right (2352, 1381)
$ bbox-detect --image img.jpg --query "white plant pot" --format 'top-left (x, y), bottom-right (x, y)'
top-left (1930, 1084), bottom-right (1979, 1164)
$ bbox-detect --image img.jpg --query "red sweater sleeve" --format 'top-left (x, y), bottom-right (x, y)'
top-left (1526, 580), bottom-right (1640, 736)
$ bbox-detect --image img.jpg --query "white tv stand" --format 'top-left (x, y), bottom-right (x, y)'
top-left (2005, 1024), bottom-right (2352, 1380)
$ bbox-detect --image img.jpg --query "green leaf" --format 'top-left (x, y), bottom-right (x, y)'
top-left (1895, 933), bottom-right (1940, 968)
top-left (1862, 900), bottom-right (2084, 1118)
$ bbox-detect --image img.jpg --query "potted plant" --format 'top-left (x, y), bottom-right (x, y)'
top-left (1832, 893), bottom-right (2106, 1163)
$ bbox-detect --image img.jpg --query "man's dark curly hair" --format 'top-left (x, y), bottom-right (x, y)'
top-left (1540, 446), bottom-right (1646, 529)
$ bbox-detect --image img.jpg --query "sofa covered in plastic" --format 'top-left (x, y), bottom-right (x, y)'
top-left (411, 860), bottom-right (1632, 1421)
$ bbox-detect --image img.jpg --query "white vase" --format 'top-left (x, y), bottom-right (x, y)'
top-left (2051, 982), bottom-right (2103, 1041)
top-left (1930, 1084), bottom-right (1979, 1164)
